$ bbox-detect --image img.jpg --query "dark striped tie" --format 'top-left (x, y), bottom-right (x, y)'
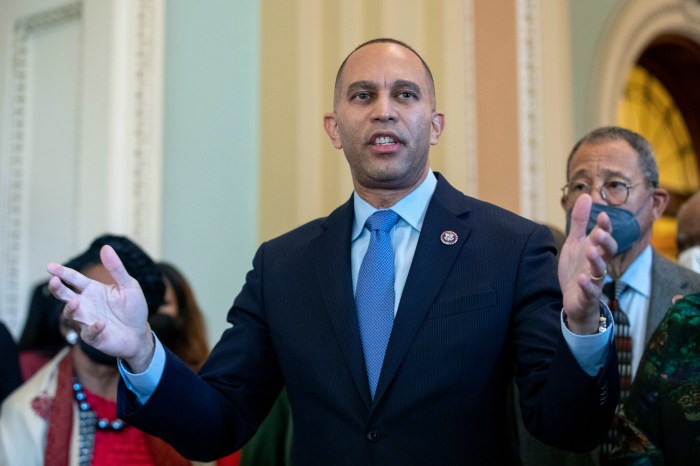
top-left (600, 280), bottom-right (630, 463)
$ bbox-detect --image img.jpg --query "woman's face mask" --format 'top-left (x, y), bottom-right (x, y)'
top-left (566, 203), bottom-right (641, 256)
top-left (678, 246), bottom-right (700, 274)
top-left (78, 338), bottom-right (118, 366)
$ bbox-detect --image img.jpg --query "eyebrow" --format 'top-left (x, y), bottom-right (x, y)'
top-left (392, 80), bottom-right (422, 97)
top-left (346, 80), bottom-right (376, 98)
top-left (345, 79), bottom-right (423, 98)
top-left (569, 168), bottom-right (632, 181)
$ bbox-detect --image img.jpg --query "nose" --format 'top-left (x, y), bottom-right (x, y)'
top-left (590, 185), bottom-right (606, 204)
top-left (371, 93), bottom-right (396, 122)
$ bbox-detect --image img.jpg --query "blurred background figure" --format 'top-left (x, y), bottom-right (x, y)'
top-left (676, 190), bottom-right (700, 274)
top-left (0, 234), bottom-right (200, 466)
top-left (152, 262), bottom-right (210, 372)
top-left (16, 282), bottom-right (67, 380)
top-left (0, 321), bottom-right (22, 407)
top-left (236, 390), bottom-right (292, 466)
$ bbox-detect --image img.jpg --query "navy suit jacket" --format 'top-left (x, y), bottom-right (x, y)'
top-left (119, 174), bottom-right (618, 465)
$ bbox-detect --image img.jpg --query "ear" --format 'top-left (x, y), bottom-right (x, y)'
top-left (323, 113), bottom-right (342, 149)
top-left (430, 112), bottom-right (445, 145)
top-left (559, 189), bottom-right (569, 212)
top-left (651, 186), bottom-right (670, 220)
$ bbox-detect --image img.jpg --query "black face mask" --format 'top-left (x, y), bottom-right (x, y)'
top-left (149, 313), bottom-right (185, 350)
top-left (78, 338), bottom-right (117, 366)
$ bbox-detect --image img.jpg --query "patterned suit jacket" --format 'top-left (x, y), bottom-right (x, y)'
top-left (611, 292), bottom-right (700, 465)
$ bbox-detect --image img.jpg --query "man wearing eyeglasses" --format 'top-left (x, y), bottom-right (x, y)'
top-left (518, 126), bottom-right (700, 466)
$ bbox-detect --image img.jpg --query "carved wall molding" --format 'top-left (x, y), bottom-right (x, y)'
top-left (0, 2), bottom-right (83, 332)
top-left (516, 0), bottom-right (544, 220)
top-left (129, 0), bottom-right (163, 251)
top-left (0, 0), bottom-right (163, 331)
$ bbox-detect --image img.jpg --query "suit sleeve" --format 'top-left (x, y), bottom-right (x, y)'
top-left (513, 224), bottom-right (619, 452)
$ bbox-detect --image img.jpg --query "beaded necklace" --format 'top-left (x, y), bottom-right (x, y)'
top-left (72, 378), bottom-right (126, 431)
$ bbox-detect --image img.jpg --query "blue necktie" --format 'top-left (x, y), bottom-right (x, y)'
top-left (356, 209), bottom-right (399, 398)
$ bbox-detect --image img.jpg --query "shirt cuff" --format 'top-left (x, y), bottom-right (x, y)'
top-left (560, 303), bottom-right (615, 377)
top-left (117, 332), bottom-right (166, 406)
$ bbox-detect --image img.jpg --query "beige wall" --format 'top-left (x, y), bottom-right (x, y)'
top-left (473, 0), bottom-right (520, 212)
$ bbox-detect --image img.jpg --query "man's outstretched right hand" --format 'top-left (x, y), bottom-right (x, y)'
top-left (47, 244), bottom-right (155, 372)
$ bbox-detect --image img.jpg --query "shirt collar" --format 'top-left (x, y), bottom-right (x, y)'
top-left (351, 170), bottom-right (438, 241)
top-left (616, 244), bottom-right (652, 297)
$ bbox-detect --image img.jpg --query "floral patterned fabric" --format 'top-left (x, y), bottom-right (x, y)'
top-left (611, 292), bottom-right (700, 465)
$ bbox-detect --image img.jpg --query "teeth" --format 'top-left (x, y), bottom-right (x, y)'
top-left (374, 136), bottom-right (395, 144)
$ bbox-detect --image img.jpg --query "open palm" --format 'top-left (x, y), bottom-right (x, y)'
top-left (47, 245), bottom-right (151, 362)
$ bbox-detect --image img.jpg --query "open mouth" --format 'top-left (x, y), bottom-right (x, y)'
top-left (369, 133), bottom-right (402, 152)
top-left (373, 136), bottom-right (397, 145)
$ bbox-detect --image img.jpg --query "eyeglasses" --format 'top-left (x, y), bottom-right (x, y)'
top-left (560, 179), bottom-right (642, 206)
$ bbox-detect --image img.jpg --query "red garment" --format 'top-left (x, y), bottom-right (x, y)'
top-left (88, 391), bottom-right (154, 465)
top-left (42, 353), bottom-right (191, 466)
top-left (19, 350), bottom-right (53, 381)
top-left (44, 355), bottom-right (74, 466)
top-left (217, 451), bottom-right (241, 466)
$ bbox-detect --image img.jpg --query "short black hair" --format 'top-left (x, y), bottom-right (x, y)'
top-left (63, 234), bottom-right (165, 316)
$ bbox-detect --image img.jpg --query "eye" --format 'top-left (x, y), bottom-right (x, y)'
top-left (570, 181), bottom-right (589, 193)
top-left (352, 91), bottom-right (372, 102)
top-left (606, 180), bottom-right (628, 190)
top-left (397, 91), bottom-right (417, 100)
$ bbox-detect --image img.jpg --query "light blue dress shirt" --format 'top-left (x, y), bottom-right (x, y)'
top-left (603, 244), bottom-right (652, 377)
top-left (120, 170), bottom-right (612, 402)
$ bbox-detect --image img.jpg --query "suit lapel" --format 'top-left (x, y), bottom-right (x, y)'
top-left (647, 251), bottom-right (700, 342)
top-left (372, 176), bottom-right (472, 407)
top-left (648, 251), bottom-right (672, 342)
top-left (313, 198), bottom-right (373, 407)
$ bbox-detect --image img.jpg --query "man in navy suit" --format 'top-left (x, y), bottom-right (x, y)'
top-left (48, 38), bottom-right (619, 465)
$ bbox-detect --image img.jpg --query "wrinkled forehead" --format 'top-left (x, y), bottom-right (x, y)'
top-left (339, 42), bottom-right (431, 93)
top-left (568, 140), bottom-right (642, 179)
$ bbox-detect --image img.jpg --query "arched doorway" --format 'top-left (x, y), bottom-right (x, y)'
top-left (617, 35), bottom-right (700, 258)
top-left (588, 0), bottom-right (700, 259)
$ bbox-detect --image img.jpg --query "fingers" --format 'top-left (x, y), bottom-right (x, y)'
top-left (80, 320), bottom-right (106, 345)
top-left (100, 245), bottom-right (134, 288)
top-left (583, 208), bottom-right (617, 262)
top-left (586, 248), bottom-right (608, 289)
top-left (47, 265), bottom-right (95, 327)
top-left (47, 263), bottom-right (92, 292)
top-left (568, 194), bottom-right (592, 240)
top-left (577, 272), bottom-right (603, 299)
top-left (594, 209), bottom-right (612, 234)
top-left (47, 275), bottom-right (79, 303)
top-left (589, 225), bottom-right (618, 262)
